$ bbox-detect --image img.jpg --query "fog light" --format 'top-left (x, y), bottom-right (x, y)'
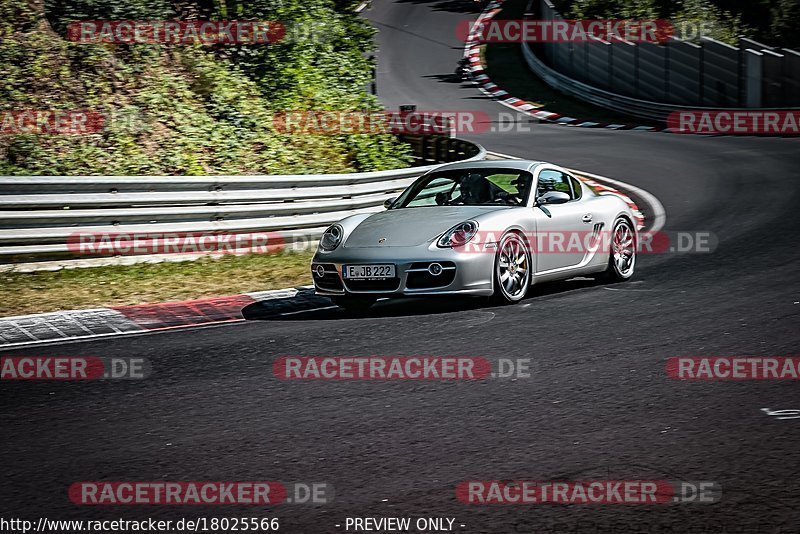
top-left (428, 262), bottom-right (443, 276)
top-left (314, 264), bottom-right (326, 277)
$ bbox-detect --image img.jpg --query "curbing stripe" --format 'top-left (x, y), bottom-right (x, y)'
top-left (0, 308), bottom-right (143, 347)
top-left (0, 4), bottom-right (671, 350)
top-left (0, 164), bottom-right (659, 349)
top-left (0, 288), bottom-right (319, 349)
top-left (112, 294), bottom-right (257, 329)
top-left (463, 0), bottom-right (668, 133)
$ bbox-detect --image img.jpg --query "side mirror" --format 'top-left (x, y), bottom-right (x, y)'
top-left (537, 191), bottom-right (570, 205)
top-left (384, 197), bottom-right (397, 209)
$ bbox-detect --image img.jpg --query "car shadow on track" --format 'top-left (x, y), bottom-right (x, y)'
top-left (241, 289), bottom-right (486, 321)
top-left (424, 72), bottom-right (469, 84)
top-left (241, 277), bottom-right (604, 321)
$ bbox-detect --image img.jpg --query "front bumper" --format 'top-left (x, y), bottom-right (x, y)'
top-left (311, 245), bottom-right (495, 297)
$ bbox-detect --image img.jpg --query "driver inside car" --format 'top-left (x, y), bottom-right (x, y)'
top-left (451, 173), bottom-right (493, 205)
top-left (509, 175), bottom-right (532, 205)
top-left (435, 173), bottom-right (532, 206)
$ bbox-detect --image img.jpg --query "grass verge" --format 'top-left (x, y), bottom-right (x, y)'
top-left (482, 0), bottom-right (657, 126)
top-left (0, 252), bottom-right (315, 318)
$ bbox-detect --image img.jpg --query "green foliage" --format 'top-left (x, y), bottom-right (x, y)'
top-left (0, 0), bottom-right (411, 175)
top-left (560, 0), bottom-right (798, 47)
top-left (770, 0), bottom-right (800, 48)
top-left (566, 0), bottom-right (744, 44)
top-left (568, 0), bottom-right (660, 19)
top-left (671, 0), bottom-right (747, 44)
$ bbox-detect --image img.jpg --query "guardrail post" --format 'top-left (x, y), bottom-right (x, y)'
top-left (782, 48), bottom-right (800, 106)
top-left (520, 3), bottom-right (798, 116)
top-left (698, 42), bottom-right (705, 104)
top-left (744, 49), bottom-right (763, 107)
top-left (665, 41), bottom-right (670, 103)
top-left (436, 137), bottom-right (447, 162)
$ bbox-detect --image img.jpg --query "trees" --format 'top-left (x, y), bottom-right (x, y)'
top-left (0, 0), bottom-right (410, 175)
top-left (561, 0), bottom-right (799, 47)
top-left (770, 0), bottom-right (800, 48)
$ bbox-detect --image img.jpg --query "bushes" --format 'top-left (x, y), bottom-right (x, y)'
top-left (0, 0), bottom-right (411, 175)
top-left (770, 0), bottom-right (800, 48)
top-left (564, 0), bottom-right (747, 44)
top-left (560, 0), bottom-right (800, 47)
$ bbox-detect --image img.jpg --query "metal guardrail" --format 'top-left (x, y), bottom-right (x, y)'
top-left (523, 41), bottom-right (800, 123)
top-left (522, 42), bottom-right (682, 122)
top-left (0, 137), bottom-right (486, 264)
top-left (522, 0), bottom-right (800, 121)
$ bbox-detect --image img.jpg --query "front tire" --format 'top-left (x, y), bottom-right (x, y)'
top-left (332, 296), bottom-right (377, 313)
top-left (491, 231), bottom-right (531, 304)
top-left (597, 217), bottom-right (636, 282)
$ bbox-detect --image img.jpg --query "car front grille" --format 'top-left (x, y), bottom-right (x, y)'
top-left (406, 261), bottom-right (457, 289)
top-left (312, 264), bottom-right (344, 291)
top-left (343, 278), bottom-right (401, 292)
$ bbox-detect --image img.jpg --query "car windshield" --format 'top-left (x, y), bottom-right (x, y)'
top-left (396, 169), bottom-right (534, 208)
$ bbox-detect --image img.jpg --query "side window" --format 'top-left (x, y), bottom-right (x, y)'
top-left (537, 169), bottom-right (575, 200)
top-left (569, 175), bottom-right (583, 200)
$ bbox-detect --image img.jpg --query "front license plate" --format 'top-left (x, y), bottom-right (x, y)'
top-left (343, 264), bottom-right (396, 280)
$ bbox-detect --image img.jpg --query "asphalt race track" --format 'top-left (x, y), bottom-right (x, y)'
top-left (2, 1), bottom-right (800, 532)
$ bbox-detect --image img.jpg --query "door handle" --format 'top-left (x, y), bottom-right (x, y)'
top-left (582, 214), bottom-right (593, 223)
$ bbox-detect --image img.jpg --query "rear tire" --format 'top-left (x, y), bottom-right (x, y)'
top-left (491, 231), bottom-right (531, 304)
top-left (596, 217), bottom-right (636, 283)
top-left (332, 296), bottom-right (377, 313)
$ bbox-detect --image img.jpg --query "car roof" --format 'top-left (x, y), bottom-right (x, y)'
top-left (430, 159), bottom-right (547, 173)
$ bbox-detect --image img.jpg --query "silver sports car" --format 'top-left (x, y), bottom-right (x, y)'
top-left (312, 160), bottom-right (637, 311)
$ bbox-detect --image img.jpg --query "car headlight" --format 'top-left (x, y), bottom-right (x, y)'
top-left (437, 220), bottom-right (479, 248)
top-left (319, 224), bottom-right (344, 251)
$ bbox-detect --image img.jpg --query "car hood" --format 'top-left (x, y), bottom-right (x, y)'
top-left (343, 206), bottom-right (502, 248)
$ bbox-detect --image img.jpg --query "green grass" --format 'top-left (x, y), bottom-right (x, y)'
top-left (0, 251), bottom-right (315, 317)
top-left (482, 0), bottom-right (658, 126)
